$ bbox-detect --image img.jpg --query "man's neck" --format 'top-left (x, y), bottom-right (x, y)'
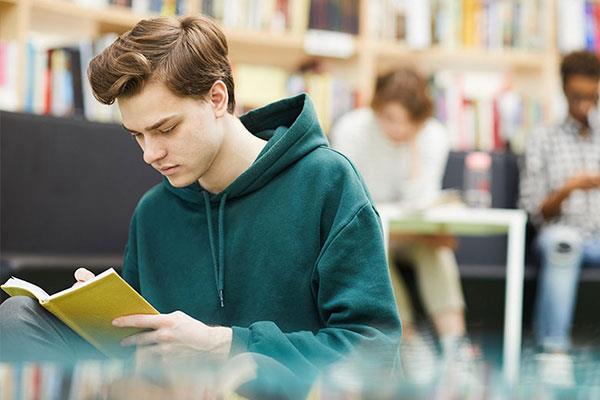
top-left (199, 115), bottom-right (267, 194)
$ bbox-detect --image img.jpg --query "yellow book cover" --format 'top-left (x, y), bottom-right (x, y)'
top-left (1, 268), bottom-right (159, 358)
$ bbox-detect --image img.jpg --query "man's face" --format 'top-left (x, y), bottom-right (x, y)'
top-left (564, 75), bottom-right (600, 126)
top-left (119, 81), bottom-right (224, 188)
top-left (374, 102), bottom-right (421, 145)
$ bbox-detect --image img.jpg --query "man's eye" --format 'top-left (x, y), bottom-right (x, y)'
top-left (161, 125), bottom-right (176, 134)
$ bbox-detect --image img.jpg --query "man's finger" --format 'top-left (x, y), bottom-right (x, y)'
top-left (121, 329), bottom-right (172, 347)
top-left (74, 268), bottom-right (95, 282)
top-left (113, 314), bottom-right (170, 329)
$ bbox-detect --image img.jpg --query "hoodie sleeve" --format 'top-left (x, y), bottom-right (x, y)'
top-left (230, 202), bottom-right (401, 377)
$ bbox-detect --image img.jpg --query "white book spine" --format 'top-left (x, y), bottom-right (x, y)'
top-left (406, 0), bottom-right (432, 48)
top-left (0, 41), bottom-right (19, 111)
top-left (557, 0), bottom-right (586, 52)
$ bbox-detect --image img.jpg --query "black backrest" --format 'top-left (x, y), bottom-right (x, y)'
top-left (442, 151), bottom-right (521, 209)
top-left (0, 111), bottom-right (161, 256)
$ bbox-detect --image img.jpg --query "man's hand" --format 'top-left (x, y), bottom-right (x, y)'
top-left (113, 311), bottom-right (233, 362)
top-left (541, 172), bottom-right (600, 220)
top-left (72, 268), bottom-right (95, 289)
top-left (565, 172), bottom-right (600, 192)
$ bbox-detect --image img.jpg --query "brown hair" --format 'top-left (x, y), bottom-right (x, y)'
top-left (88, 15), bottom-right (235, 113)
top-left (371, 67), bottom-right (433, 123)
top-left (560, 50), bottom-right (600, 87)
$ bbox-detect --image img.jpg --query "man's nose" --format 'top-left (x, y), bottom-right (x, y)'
top-left (142, 137), bottom-right (167, 165)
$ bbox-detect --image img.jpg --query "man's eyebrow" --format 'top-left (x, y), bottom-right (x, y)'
top-left (122, 115), bottom-right (180, 133)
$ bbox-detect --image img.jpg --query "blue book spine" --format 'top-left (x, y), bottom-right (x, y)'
top-left (149, 0), bottom-right (162, 12)
top-left (585, 1), bottom-right (597, 51)
top-left (24, 42), bottom-right (36, 112)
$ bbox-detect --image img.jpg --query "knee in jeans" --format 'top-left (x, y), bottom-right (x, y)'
top-left (0, 296), bottom-right (41, 328)
top-left (538, 226), bottom-right (582, 264)
top-left (543, 239), bottom-right (582, 267)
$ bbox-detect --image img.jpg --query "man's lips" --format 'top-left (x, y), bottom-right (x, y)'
top-left (157, 165), bottom-right (180, 176)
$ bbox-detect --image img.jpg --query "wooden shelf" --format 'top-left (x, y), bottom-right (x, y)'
top-left (32, 0), bottom-right (156, 31)
top-left (226, 29), bottom-right (305, 50)
top-left (226, 29), bottom-right (361, 69)
top-left (372, 40), bottom-right (547, 70)
top-left (226, 29), bottom-right (307, 69)
top-left (425, 46), bottom-right (547, 70)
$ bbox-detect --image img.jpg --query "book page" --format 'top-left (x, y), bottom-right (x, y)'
top-left (1, 277), bottom-right (49, 300)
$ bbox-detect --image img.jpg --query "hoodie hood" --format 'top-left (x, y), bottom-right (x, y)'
top-left (163, 93), bottom-right (328, 203)
top-left (160, 93), bottom-right (328, 307)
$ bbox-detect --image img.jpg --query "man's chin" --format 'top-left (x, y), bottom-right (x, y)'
top-left (165, 176), bottom-right (194, 188)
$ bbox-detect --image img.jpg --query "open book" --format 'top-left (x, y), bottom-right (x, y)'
top-left (1, 268), bottom-right (159, 358)
top-left (385, 189), bottom-right (465, 214)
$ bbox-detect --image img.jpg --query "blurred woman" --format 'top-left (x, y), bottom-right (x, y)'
top-left (330, 67), bottom-right (473, 384)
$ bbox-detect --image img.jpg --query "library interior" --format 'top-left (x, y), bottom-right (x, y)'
top-left (1, 0), bottom-right (600, 399)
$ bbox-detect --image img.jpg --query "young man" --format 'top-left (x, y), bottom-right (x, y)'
top-left (330, 68), bottom-right (473, 385)
top-left (520, 50), bottom-right (600, 385)
top-left (0, 15), bottom-right (400, 391)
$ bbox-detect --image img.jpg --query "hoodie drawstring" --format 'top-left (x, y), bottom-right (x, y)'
top-left (202, 191), bottom-right (228, 308)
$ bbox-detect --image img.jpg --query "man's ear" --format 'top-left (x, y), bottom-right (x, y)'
top-left (210, 80), bottom-right (228, 118)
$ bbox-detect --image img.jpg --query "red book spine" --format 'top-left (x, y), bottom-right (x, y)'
top-left (594, 4), bottom-right (600, 52)
top-left (44, 49), bottom-right (53, 115)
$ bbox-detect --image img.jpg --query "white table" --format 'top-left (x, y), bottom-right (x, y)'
top-left (377, 204), bottom-right (527, 385)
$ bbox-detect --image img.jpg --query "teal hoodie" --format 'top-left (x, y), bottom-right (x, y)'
top-left (122, 93), bottom-right (401, 379)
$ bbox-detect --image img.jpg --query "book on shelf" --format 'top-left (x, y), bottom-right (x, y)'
top-left (24, 33), bottom-right (120, 122)
top-left (556, 0), bottom-right (600, 53)
top-left (202, 0), bottom-right (310, 34)
top-left (367, 0), bottom-right (406, 42)
top-left (1, 268), bottom-right (159, 359)
top-left (432, 70), bottom-right (544, 153)
top-left (370, 0), bottom-right (545, 50)
top-left (74, 0), bottom-right (186, 15)
top-left (406, 0), bottom-right (431, 49)
top-left (308, 0), bottom-right (359, 34)
top-left (233, 61), bottom-right (356, 132)
top-left (73, 0), bottom-right (110, 7)
top-left (0, 41), bottom-right (18, 112)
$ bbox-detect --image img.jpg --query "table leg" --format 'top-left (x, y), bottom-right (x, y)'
top-left (503, 217), bottom-right (526, 385)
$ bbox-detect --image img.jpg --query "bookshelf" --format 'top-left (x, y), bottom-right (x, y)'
top-left (0, 0), bottom-right (573, 151)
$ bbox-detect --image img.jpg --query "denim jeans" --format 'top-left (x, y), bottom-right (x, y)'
top-left (534, 225), bottom-right (600, 352)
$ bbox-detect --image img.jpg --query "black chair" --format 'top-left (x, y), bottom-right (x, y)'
top-left (441, 151), bottom-right (528, 278)
top-left (0, 111), bottom-right (161, 271)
